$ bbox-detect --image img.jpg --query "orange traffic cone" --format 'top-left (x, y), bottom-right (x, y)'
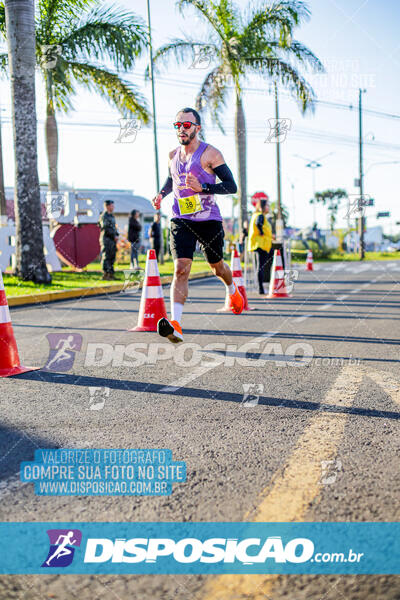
top-left (0, 270), bottom-right (39, 377)
top-left (218, 247), bottom-right (254, 312)
top-left (129, 249), bottom-right (167, 332)
top-left (306, 249), bottom-right (314, 271)
top-left (267, 249), bottom-right (290, 298)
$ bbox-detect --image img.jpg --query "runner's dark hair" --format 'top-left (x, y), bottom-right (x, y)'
top-left (178, 107), bottom-right (201, 125)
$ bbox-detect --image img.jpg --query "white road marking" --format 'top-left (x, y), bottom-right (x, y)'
top-left (160, 333), bottom-right (279, 393)
top-left (336, 295), bottom-right (348, 301)
top-left (160, 365), bottom-right (223, 393)
top-left (318, 303), bottom-right (333, 310)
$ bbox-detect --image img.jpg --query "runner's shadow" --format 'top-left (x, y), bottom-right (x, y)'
top-left (0, 424), bottom-right (58, 481)
top-left (15, 371), bottom-right (400, 422)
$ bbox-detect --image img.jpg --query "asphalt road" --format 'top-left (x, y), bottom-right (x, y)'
top-left (0, 259), bottom-right (399, 599)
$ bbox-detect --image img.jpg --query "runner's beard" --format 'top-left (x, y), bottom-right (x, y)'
top-left (179, 130), bottom-right (197, 145)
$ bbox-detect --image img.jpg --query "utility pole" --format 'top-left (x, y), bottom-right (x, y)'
top-left (358, 88), bottom-right (365, 260)
top-left (274, 82), bottom-right (283, 241)
top-left (146, 0), bottom-right (163, 261)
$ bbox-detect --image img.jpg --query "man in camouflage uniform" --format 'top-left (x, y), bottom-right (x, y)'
top-left (99, 200), bottom-right (119, 280)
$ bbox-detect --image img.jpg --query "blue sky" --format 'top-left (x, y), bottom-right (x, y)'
top-left (1, 0), bottom-right (400, 232)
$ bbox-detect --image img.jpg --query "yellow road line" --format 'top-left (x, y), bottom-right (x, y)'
top-left (362, 368), bottom-right (400, 406)
top-left (202, 364), bottom-right (364, 600)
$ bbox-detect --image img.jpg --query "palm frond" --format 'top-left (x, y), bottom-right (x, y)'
top-left (0, 3), bottom-right (5, 37)
top-left (213, 0), bottom-right (241, 38)
top-left (243, 0), bottom-right (310, 42)
top-left (42, 57), bottom-right (76, 112)
top-left (246, 55), bottom-right (316, 112)
top-left (177, 0), bottom-right (226, 42)
top-left (36, 0), bottom-right (93, 45)
top-left (148, 39), bottom-right (218, 78)
top-left (0, 51), bottom-right (7, 74)
top-left (267, 39), bottom-right (324, 72)
top-left (195, 65), bottom-right (231, 134)
top-left (60, 4), bottom-right (147, 70)
top-left (65, 60), bottom-right (150, 122)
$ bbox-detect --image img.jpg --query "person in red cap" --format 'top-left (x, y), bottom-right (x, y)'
top-left (152, 107), bottom-right (243, 343)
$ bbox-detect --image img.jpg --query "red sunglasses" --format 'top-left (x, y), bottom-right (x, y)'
top-left (173, 121), bottom-right (198, 130)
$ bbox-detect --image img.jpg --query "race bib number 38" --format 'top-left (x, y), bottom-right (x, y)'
top-left (178, 194), bottom-right (203, 215)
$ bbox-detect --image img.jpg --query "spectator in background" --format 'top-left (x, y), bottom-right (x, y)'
top-left (248, 198), bottom-right (273, 294)
top-left (99, 199), bottom-right (119, 280)
top-left (149, 212), bottom-right (162, 261)
top-left (128, 209), bottom-right (142, 269)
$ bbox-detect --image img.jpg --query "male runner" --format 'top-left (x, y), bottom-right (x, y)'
top-left (152, 107), bottom-right (243, 344)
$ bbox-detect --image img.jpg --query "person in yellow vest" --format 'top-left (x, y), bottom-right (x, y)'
top-left (248, 198), bottom-right (273, 294)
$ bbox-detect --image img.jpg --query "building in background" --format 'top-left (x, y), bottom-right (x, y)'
top-left (75, 189), bottom-right (155, 247)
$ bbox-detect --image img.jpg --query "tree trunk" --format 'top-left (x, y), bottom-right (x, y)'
top-left (0, 106), bottom-right (6, 220)
top-left (46, 102), bottom-right (59, 192)
top-left (235, 92), bottom-right (247, 232)
top-left (5, 0), bottom-right (51, 282)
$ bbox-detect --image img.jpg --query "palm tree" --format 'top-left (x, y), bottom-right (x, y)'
top-left (312, 188), bottom-right (348, 231)
top-left (4, 0), bottom-right (50, 281)
top-left (151, 0), bottom-right (323, 229)
top-left (0, 0), bottom-right (150, 192)
top-left (0, 7), bottom-right (6, 220)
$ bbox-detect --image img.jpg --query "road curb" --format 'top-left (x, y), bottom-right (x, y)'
top-left (7, 271), bottom-right (214, 308)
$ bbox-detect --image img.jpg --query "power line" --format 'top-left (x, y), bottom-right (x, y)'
top-left (129, 72), bottom-right (400, 122)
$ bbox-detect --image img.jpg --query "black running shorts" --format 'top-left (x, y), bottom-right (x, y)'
top-left (169, 218), bottom-right (225, 263)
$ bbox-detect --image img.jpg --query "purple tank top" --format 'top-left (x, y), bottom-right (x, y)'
top-left (170, 141), bottom-right (222, 222)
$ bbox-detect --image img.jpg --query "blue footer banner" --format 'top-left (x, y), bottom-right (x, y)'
top-left (0, 522), bottom-right (398, 574)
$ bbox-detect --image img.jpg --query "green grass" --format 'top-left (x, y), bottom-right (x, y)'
top-left (3, 256), bottom-right (211, 297)
top-left (4, 251), bottom-right (399, 298)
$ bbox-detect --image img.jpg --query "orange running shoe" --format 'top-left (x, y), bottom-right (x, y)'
top-left (157, 318), bottom-right (183, 343)
top-left (229, 282), bottom-right (244, 315)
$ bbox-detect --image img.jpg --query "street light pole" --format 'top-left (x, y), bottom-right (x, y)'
top-left (293, 153), bottom-right (333, 229)
top-left (307, 162), bottom-right (321, 224)
top-left (274, 82), bottom-right (284, 242)
top-left (274, 82), bottom-right (282, 223)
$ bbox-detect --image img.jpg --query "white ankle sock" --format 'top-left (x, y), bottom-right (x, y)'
top-left (226, 282), bottom-right (235, 295)
top-left (171, 302), bottom-right (184, 324)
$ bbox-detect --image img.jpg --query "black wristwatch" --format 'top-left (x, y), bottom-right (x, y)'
top-left (201, 183), bottom-right (209, 194)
